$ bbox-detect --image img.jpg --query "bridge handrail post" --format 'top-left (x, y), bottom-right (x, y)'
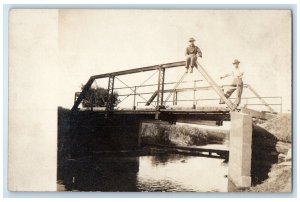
top-left (133, 86), bottom-right (137, 110)
top-left (280, 96), bottom-right (282, 113)
top-left (173, 91), bottom-right (178, 105)
top-left (193, 80), bottom-right (196, 109)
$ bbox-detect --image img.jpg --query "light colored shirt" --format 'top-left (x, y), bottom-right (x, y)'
top-left (231, 67), bottom-right (244, 79)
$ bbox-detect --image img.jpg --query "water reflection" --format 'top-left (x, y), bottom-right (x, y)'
top-left (138, 154), bottom-right (228, 192)
top-left (58, 154), bottom-right (228, 192)
top-left (58, 156), bottom-right (139, 191)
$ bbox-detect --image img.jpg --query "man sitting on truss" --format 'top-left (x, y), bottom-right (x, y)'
top-left (185, 37), bottom-right (202, 73)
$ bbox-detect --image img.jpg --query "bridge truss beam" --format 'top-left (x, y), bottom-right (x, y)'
top-left (71, 61), bottom-right (185, 112)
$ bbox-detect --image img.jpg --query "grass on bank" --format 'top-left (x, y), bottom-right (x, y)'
top-left (141, 124), bottom-right (228, 146)
top-left (250, 113), bottom-right (292, 192)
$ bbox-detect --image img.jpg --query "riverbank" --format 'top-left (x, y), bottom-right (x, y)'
top-left (248, 113), bottom-right (292, 192)
top-left (248, 161), bottom-right (292, 192)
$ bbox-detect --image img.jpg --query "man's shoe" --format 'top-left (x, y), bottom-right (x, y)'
top-left (185, 69), bottom-right (188, 73)
top-left (190, 69), bottom-right (193, 73)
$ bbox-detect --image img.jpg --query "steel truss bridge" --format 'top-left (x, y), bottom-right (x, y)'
top-left (72, 61), bottom-right (281, 123)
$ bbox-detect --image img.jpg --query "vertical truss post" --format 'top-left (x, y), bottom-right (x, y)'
top-left (160, 68), bottom-right (166, 106)
top-left (106, 75), bottom-right (115, 112)
top-left (155, 66), bottom-right (165, 119)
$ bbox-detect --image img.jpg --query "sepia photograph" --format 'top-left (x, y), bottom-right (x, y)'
top-left (8, 9), bottom-right (292, 193)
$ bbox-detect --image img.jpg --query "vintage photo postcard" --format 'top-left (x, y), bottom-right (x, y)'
top-left (8, 9), bottom-right (292, 192)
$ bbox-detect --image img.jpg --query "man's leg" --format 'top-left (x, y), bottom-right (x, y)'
top-left (190, 56), bottom-right (197, 73)
top-left (185, 56), bottom-right (191, 73)
top-left (192, 56), bottom-right (198, 68)
top-left (235, 82), bottom-right (244, 105)
top-left (225, 88), bottom-right (236, 98)
top-left (219, 85), bottom-right (236, 104)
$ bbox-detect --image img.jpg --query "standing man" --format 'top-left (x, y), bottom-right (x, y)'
top-left (219, 59), bottom-right (244, 106)
top-left (185, 37), bottom-right (202, 73)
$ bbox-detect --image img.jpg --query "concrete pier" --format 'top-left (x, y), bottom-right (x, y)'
top-left (228, 112), bottom-right (253, 188)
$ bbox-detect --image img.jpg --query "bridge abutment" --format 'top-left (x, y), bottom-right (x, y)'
top-left (228, 112), bottom-right (253, 189)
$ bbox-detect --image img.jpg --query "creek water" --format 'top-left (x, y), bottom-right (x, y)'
top-left (57, 153), bottom-right (228, 192)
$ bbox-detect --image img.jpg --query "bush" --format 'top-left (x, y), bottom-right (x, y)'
top-left (80, 85), bottom-right (120, 108)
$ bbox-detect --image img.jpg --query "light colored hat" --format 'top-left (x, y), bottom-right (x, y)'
top-left (189, 37), bottom-right (195, 42)
top-left (232, 59), bottom-right (240, 64)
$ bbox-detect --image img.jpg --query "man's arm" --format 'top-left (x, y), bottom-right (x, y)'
top-left (197, 47), bottom-right (202, 58)
top-left (185, 48), bottom-right (189, 56)
top-left (220, 73), bottom-right (231, 79)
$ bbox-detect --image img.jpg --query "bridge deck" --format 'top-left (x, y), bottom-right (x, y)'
top-left (78, 106), bottom-right (273, 122)
top-left (80, 107), bottom-right (230, 115)
top-left (78, 107), bottom-right (231, 123)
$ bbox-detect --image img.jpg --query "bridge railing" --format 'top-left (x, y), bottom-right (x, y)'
top-left (75, 81), bottom-right (282, 113)
top-left (74, 79), bottom-right (204, 110)
top-left (136, 96), bottom-right (282, 112)
top-left (115, 83), bottom-right (281, 113)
